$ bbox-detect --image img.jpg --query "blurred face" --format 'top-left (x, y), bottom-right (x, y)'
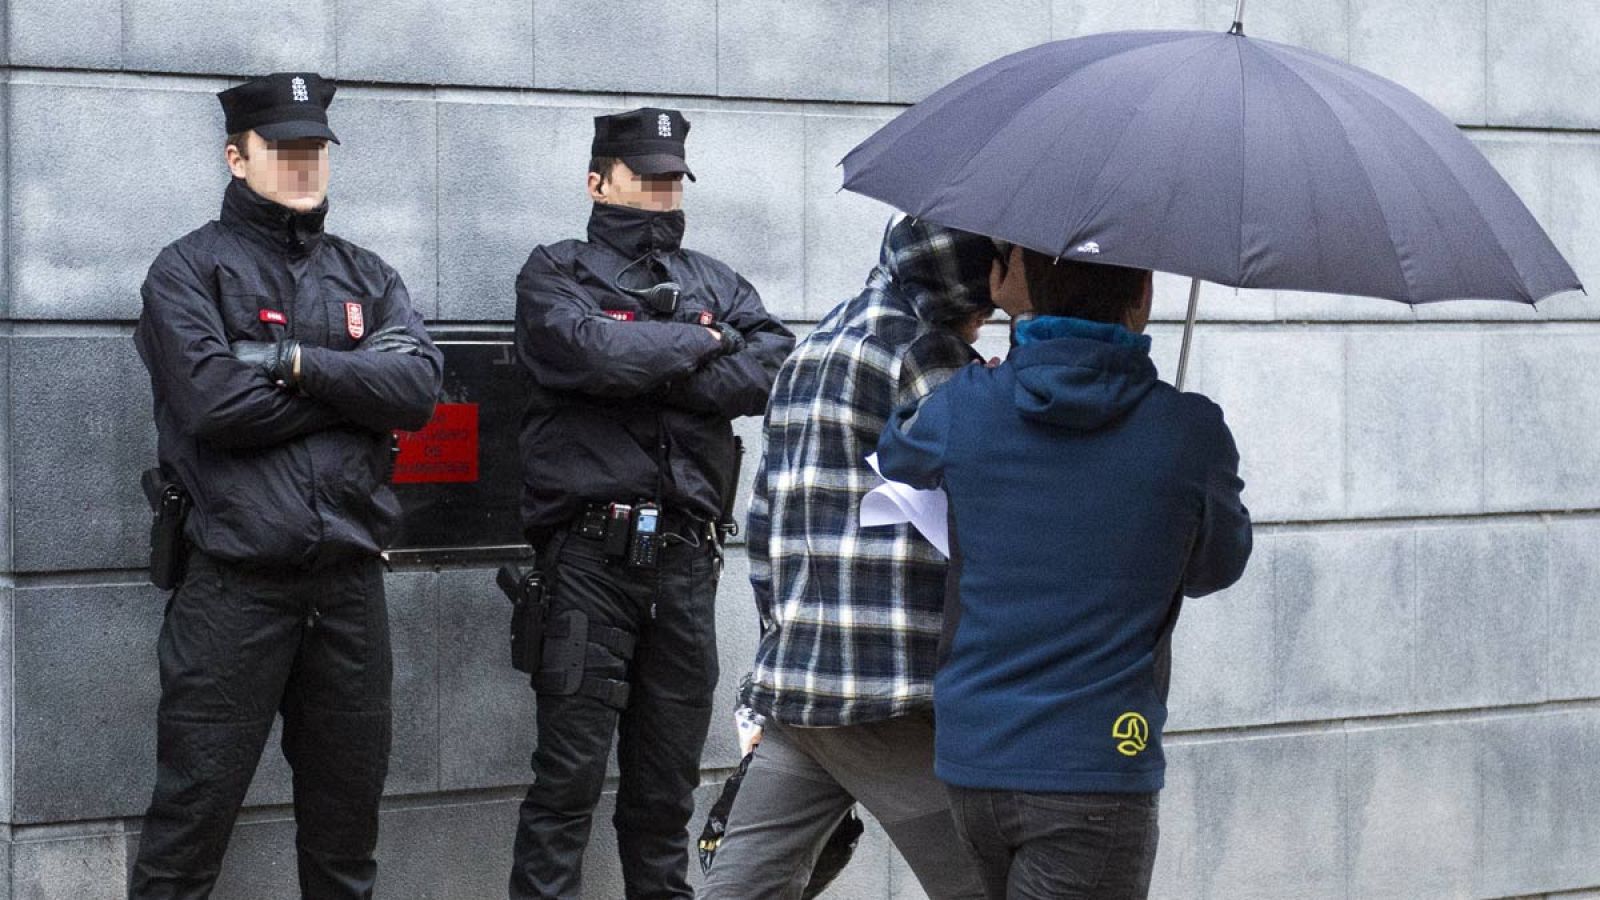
top-left (588, 160), bottom-right (684, 212)
top-left (227, 131), bottom-right (330, 212)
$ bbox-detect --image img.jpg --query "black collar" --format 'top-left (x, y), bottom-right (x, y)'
top-left (586, 202), bottom-right (685, 259)
top-left (220, 177), bottom-right (328, 257)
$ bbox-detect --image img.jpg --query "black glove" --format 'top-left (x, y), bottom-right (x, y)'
top-left (358, 324), bottom-right (424, 355)
top-left (715, 322), bottom-right (746, 356)
top-left (231, 340), bottom-right (301, 387)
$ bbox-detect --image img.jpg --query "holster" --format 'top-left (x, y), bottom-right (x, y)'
top-left (532, 609), bottom-right (637, 710)
top-left (495, 563), bottom-right (547, 675)
top-left (140, 468), bottom-right (190, 591)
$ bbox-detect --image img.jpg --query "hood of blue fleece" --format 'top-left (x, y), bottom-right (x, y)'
top-left (1011, 316), bottom-right (1158, 430)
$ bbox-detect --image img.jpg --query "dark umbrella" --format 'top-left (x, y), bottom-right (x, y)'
top-left (842, 1), bottom-right (1582, 386)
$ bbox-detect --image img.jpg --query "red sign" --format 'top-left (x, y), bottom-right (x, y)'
top-left (259, 309), bottom-right (287, 325)
top-left (393, 403), bottom-right (478, 484)
top-left (345, 302), bottom-right (366, 340)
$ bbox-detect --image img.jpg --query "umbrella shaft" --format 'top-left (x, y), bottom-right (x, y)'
top-left (1231, 0), bottom-right (1246, 33)
top-left (1176, 278), bottom-right (1202, 391)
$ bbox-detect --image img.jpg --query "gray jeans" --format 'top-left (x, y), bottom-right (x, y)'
top-left (698, 712), bottom-right (986, 900)
top-left (947, 787), bottom-right (1159, 900)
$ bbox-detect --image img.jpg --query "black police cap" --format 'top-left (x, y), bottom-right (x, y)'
top-left (218, 73), bottom-right (339, 144)
top-left (592, 107), bottom-right (695, 181)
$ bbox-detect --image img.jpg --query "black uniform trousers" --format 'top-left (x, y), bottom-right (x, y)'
top-left (130, 551), bottom-right (392, 900)
top-left (510, 528), bottom-right (720, 900)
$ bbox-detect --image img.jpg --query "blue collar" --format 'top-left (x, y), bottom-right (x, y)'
top-left (1015, 316), bottom-right (1152, 352)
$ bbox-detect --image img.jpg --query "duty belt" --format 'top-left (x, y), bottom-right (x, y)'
top-left (570, 502), bottom-right (717, 544)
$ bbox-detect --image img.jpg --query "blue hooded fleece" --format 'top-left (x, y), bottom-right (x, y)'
top-left (876, 317), bottom-right (1252, 793)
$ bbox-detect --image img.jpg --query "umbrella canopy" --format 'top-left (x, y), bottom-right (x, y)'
top-left (842, 28), bottom-right (1581, 306)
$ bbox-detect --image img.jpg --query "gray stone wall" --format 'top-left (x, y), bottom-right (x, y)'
top-left (2, 1), bottom-right (1597, 898)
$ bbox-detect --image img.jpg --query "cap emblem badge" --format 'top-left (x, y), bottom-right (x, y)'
top-left (657, 113), bottom-right (672, 138)
top-left (291, 77), bottom-right (309, 103)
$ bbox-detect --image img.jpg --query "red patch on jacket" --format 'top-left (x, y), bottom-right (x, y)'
top-left (602, 310), bottom-right (636, 322)
top-left (345, 302), bottom-right (365, 340)
top-left (259, 309), bottom-right (287, 326)
top-left (698, 311), bottom-right (716, 326)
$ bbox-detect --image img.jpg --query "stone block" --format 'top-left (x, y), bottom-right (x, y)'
top-left (11, 582), bottom-right (165, 822)
top-left (704, 551), bottom-right (762, 771)
top-left (1345, 719), bottom-right (1479, 898)
top-left (1154, 732), bottom-right (1346, 899)
top-left (10, 828), bottom-right (126, 900)
top-left (889, 0), bottom-right (1051, 104)
top-left (1548, 518), bottom-right (1600, 701)
top-left (1271, 528), bottom-right (1413, 721)
top-left (804, 114), bottom-right (897, 320)
top-left (1151, 278), bottom-right (1277, 325)
top-left (123, 0), bottom-right (335, 75)
top-left (1166, 534), bottom-right (1276, 732)
top-left (436, 100), bottom-right (622, 322)
top-left (534, 0), bottom-right (717, 95)
top-left (338, 0), bottom-right (532, 87)
top-left (1413, 523), bottom-right (1547, 710)
top-left (436, 568), bottom-right (539, 790)
top-left (327, 95), bottom-right (440, 319)
top-left (726, 414), bottom-right (768, 547)
top-left (1052, 0), bottom-right (1208, 36)
top-left (1483, 329), bottom-right (1600, 512)
top-left (8, 336), bottom-right (155, 572)
top-left (1474, 710), bottom-right (1600, 897)
top-left (1202, 0), bottom-right (1350, 60)
top-left (1346, 331), bottom-right (1484, 516)
top-left (7, 0), bottom-right (121, 70)
top-left (1349, 0), bottom-right (1487, 126)
top-left (1184, 328), bottom-right (1345, 522)
top-left (206, 796), bottom-right (521, 899)
top-left (9, 82), bottom-right (223, 320)
top-left (0, 338), bottom-right (10, 573)
top-left (1489, 0), bottom-right (1600, 129)
top-left (1545, 709), bottom-right (1600, 893)
top-left (1546, 138), bottom-right (1600, 312)
top-left (384, 571), bottom-right (441, 796)
top-left (0, 587), bottom-right (12, 822)
top-left (1270, 289), bottom-right (1418, 322)
top-left (684, 110), bottom-right (806, 327)
top-left (717, 0), bottom-right (889, 102)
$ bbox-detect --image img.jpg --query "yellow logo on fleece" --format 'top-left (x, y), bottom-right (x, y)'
top-left (1112, 712), bottom-right (1149, 757)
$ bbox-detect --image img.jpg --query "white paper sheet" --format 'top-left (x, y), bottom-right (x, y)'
top-left (860, 453), bottom-right (949, 558)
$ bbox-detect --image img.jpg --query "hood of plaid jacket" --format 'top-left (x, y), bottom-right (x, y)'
top-left (875, 215), bottom-right (998, 328)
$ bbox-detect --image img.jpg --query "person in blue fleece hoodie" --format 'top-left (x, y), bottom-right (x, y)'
top-left (875, 247), bottom-right (1252, 899)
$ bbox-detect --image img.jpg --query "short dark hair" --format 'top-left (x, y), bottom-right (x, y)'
top-left (1022, 250), bottom-right (1149, 324)
top-left (226, 130), bottom-right (252, 159)
top-left (589, 156), bottom-right (622, 185)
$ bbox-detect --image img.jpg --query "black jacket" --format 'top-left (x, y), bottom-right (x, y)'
top-left (134, 178), bottom-right (443, 568)
top-left (514, 204), bottom-right (795, 540)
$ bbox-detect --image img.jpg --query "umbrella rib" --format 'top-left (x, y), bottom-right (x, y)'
top-left (1284, 48), bottom-right (1538, 301)
top-left (1232, 34), bottom-right (1247, 287)
top-left (1047, 36), bottom-right (1232, 256)
top-left (1251, 47), bottom-right (1414, 301)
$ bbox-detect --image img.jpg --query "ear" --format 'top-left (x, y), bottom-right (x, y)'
top-left (225, 142), bottom-right (248, 179)
top-left (586, 170), bottom-right (607, 203)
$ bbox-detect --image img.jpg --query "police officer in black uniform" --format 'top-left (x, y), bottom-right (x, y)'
top-left (130, 73), bottom-right (443, 899)
top-left (510, 108), bottom-right (794, 899)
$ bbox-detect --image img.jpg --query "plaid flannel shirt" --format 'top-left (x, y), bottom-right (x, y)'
top-left (744, 219), bottom-right (996, 726)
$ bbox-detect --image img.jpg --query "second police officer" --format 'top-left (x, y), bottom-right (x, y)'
top-left (508, 108), bottom-right (795, 898)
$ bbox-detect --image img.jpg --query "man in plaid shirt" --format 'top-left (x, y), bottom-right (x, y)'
top-left (702, 217), bottom-right (1022, 899)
